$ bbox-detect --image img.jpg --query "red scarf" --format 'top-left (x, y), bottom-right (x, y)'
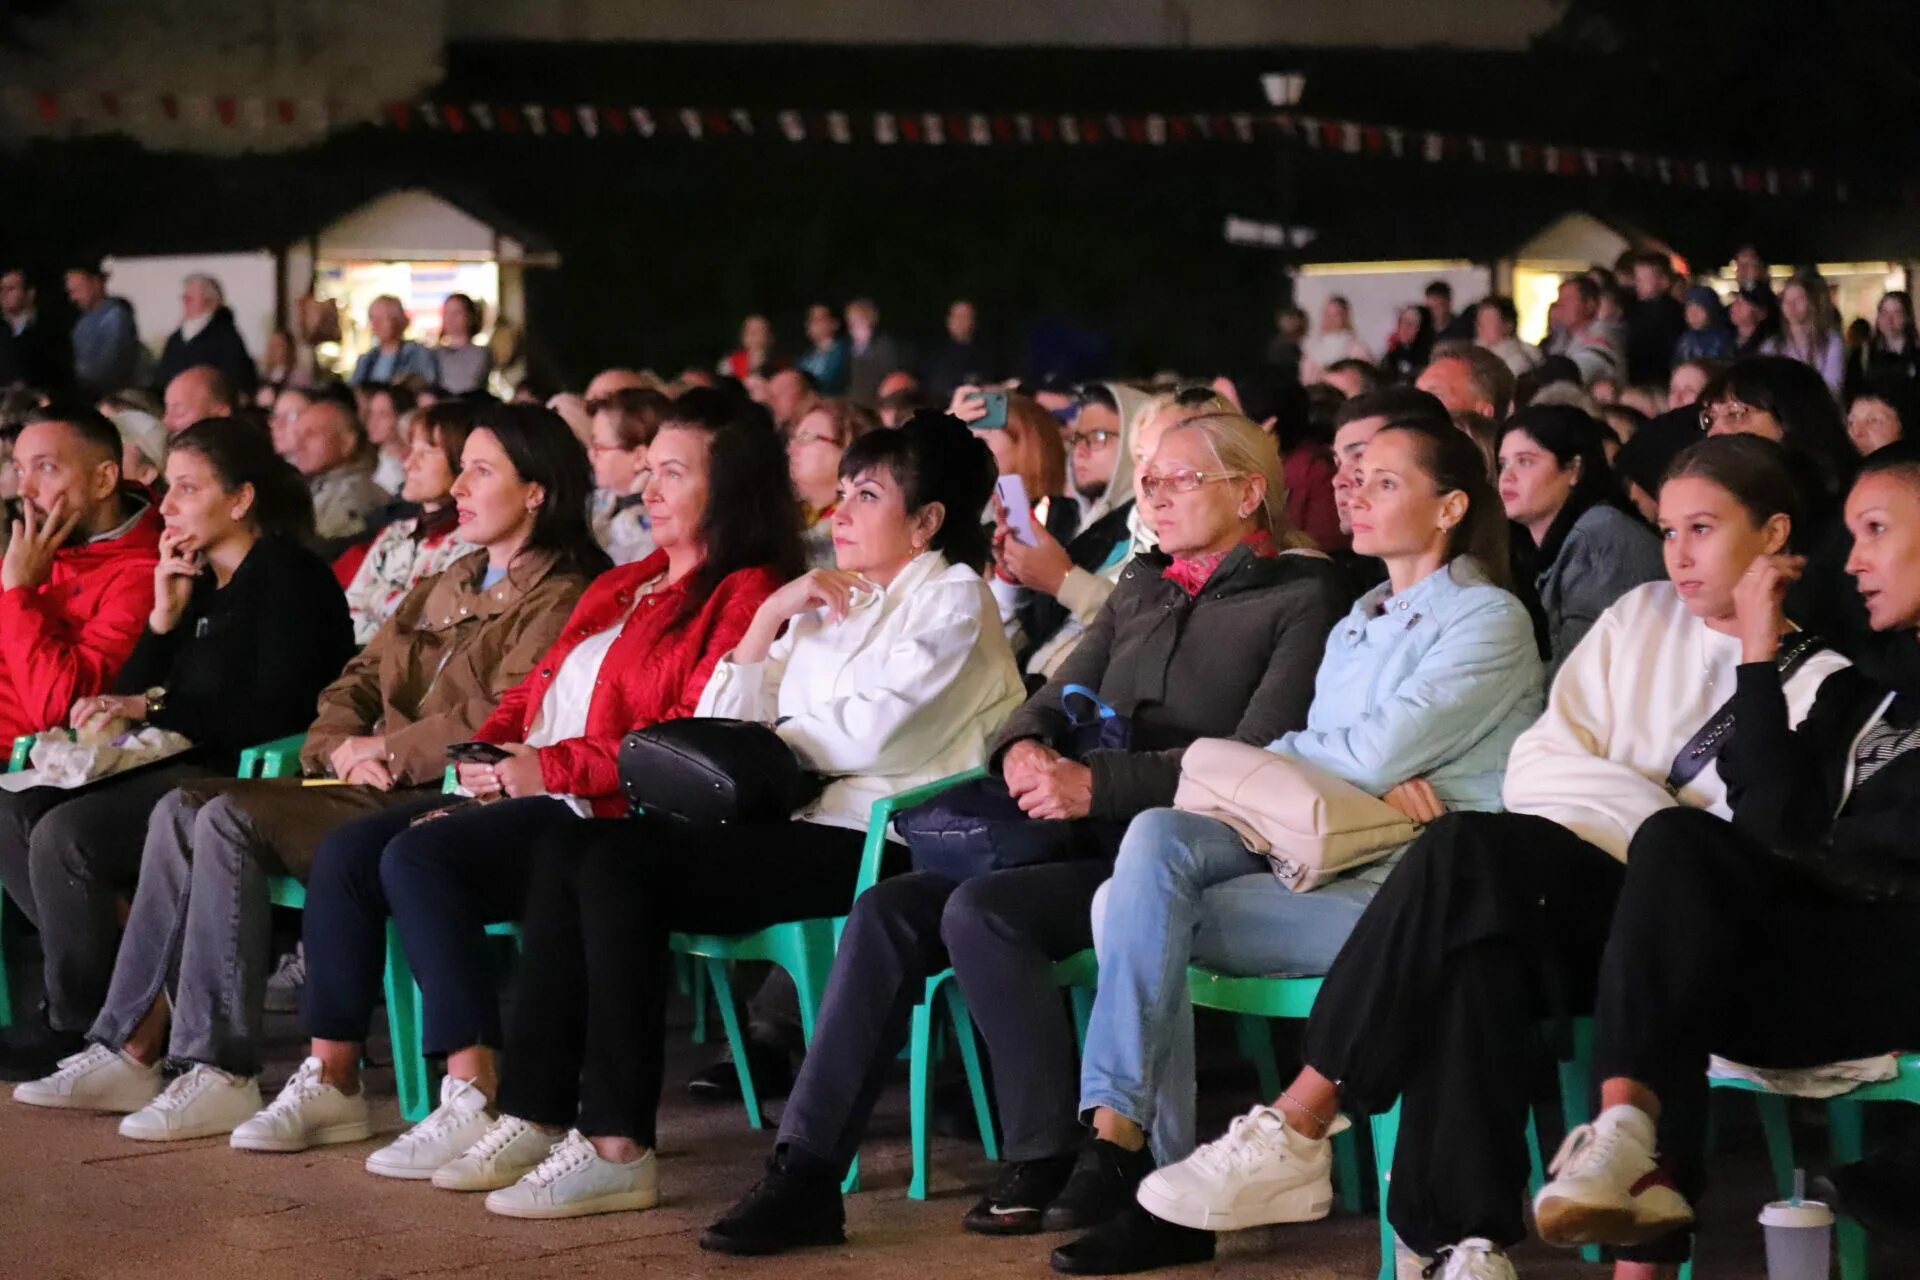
top-left (1161, 530), bottom-right (1277, 597)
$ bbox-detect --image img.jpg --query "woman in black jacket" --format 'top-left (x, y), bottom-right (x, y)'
top-left (0, 417), bottom-right (352, 1077)
top-left (701, 410), bottom-right (1350, 1255)
top-left (1530, 441), bottom-right (1920, 1270)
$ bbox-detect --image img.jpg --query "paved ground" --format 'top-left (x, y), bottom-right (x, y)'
top-left (1, 987), bottom-right (1906, 1279)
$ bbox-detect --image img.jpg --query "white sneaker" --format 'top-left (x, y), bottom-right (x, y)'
top-left (1135, 1104), bottom-right (1345, 1231)
top-left (119, 1064), bottom-right (263, 1141)
top-left (263, 944), bottom-right (306, 1014)
top-left (1429, 1238), bottom-right (1517, 1280)
top-left (434, 1114), bottom-right (559, 1192)
top-left (13, 1044), bottom-right (162, 1113)
top-left (229, 1057), bottom-right (373, 1153)
top-left (365, 1075), bottom-right (495, 1180)
top-left (484, 1130), bottom-right (659, 1220)
top-left (1533, 1104), bottom-right (1694, 1247)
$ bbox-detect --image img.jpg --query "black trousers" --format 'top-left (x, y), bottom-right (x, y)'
top-left (494, 814), bottom-right (869, 1146)
top-left (777, 860), bottom-right (1110, 1173)
top-left (1299, 811), bottom-right (1626, 1257)
top-left (0, 761), bottom-right (215, 1032)
top-left (1595, 806), bottom-right (1920, 1262)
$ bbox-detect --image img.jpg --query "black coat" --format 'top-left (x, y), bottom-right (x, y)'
top-left (113, 535), bottom-right (353, 765)
top-left (991, 543), bottom-right (1350, 820)
top-left (1722, 657), bottom-right (1920, 902)
top-left (157, 306), bottom-right (258, 393)
top-left (0, 316), bottom-right (69, 391)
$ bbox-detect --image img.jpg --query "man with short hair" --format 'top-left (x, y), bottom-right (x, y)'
top-left (157, 274), bottom-right (257, 394)
top-left (765, 367), bottom-right (819, 431)
top-left (1473, 298), bottom-right (1542, 378)
top-left (0, 268), bottom-right (69, 391)
top-left (1624, 252), bottom-right (1686, 385)
top-left (844, 298), bottom-right (904, 404)
top-left (1320, 358), bottom-right (1380, 400)
top-left (1425, 281), bottom-right (1474, 343)
top-left (1417, 341), bottom-right (1517, 420)
top-left (795, 304), bottom-right (850, 396)
top-left (0, 405), bottom-right (162, 742)
top-left (1545, 277), bottom-right (1621, 385)
top-left (291, 399), bottom-right (386, 551)
top-left (1327, 388), bottom-right (1452, 598)
top-left (64, 264), bottom-right (141, 396)
top-left (161, 365), bottom-right (238, 434)
top-left (922, 298), bottom-right (992, 402)
top-left (350, 296), bottom-right (439, 387)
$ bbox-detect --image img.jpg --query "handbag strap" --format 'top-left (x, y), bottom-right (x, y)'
top-left (1061, 683), bottom-right (1118, 728)
top-left (1665, 631), bottom-right (1824, 792)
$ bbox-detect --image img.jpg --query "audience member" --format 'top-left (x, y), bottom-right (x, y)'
top-left (1425, 280), bottom-right (1473, 343)
top-left (268, 385), bottom-right (312, 460)
top-left (1762, 275), bottom-right (1845, 398)
top-left (1546, 277), bottom-right (1621, 385)
top-left (1667, 357), bottom-right (1719, 409)
top-left (0, 418), bottom-right (349, 1077)
top-left (795, 304), bottom-right (851, 396)
top-left (1300, 297), bottom-right (1372, 384)
top-left (1623, 253), bottom-right (1685, 385)
top-left (360, 383), bottom-right (417, 494)
top-left (587, 385), bottom-right (672, 566)
top-left (342, 401), bottom-right (477, 643)
top-left (923, 299), bottom-right (993, 402)
top-left (1473, 297), bottom-right (1542, 378)
top-left (1320, 358), bottom-right (1380, 401)
top-left (765, 367), bottom-right (820, 432)
top-left (64, 264), bottom-right (141, 397)
top-left (844, 298), bottom-right (905, 404)
top-left (351, 296), bottom-right (439, 387)
top-left (1380, 305), bottom-right (1435, 383)
top-left (1674, 286), bottom-right (1736, 364)
top-left (788, 397), bottom-right (879, 568)
top-left (161, 366), bottom-right (238, 435)
top-left (157, 275), bottom-right (257, 395)
top-left (0, 267), bottom-right (69, 391)
top-left (717, 314), bottom-right (780, 382)
top-left (435, 294), bottom-right (492, 396)
top-left (1613, 407), bottom-right (1704, 524)
top-left (1417, 341), bottom-right (1516, 420)
top-left (290, 398), bottom-right (388, 554)
top-left (1844, 291), bottom-right (1919, 402)
top-left (1729, 281), bottom-right (1776, 358)
top-left (1846, 383), bottom-right (1914, 457)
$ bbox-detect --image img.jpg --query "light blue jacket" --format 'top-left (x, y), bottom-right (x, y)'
top-left (351, 341), bottom-right (441, 387)
top-left (1271, 557), bottom-right (1543, 813)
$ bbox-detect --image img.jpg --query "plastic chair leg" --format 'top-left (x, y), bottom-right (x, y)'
top-left (1525, 1110), bottom-right (1547, 1198)
top-left (1371, 1103), bottom-right (1401, 1280)
top-left (1234, 1014), bottom-right (1283, 1100)
top-left (690, 961), bottom-right (709, 1044)
top-left (1828, 1100), bottom-right (1870, 1280)
top-left (1753, 1092), bottom-right (1797, 1200)
top-left (705, 958), bottom-right (764, 1130)
top-left (383, 922), bottom-right (432, 1124)
top-left (779, 923), bottom-right (832, 1045)
top-left (1331, 1124), bottom-right (1364, 1215)
top-left (907, 996), bottom-right (937, 1200)
top-left (0, 901), bottom-right (12, 1029)
top-left (1069, 985), bottom-right (1094, 1053)
top-left (945, 983), bottom-right (999, 1162)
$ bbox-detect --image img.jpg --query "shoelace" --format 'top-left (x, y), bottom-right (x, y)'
top-left (469, 1116), bottom-right (538, 1163)
top-left (150, 1065), bottom-right (228, 1113)
top-left (258, 1062), bottom-right (331, 1121)
top-left (48, 1044), bottom-right (119, 1087)
top-left (1546, 1121), bottom-right (1618, 1180)
top-left (525, 1131), bottom-right (595, 1188)
top-left (1185, 1106), bottom-right (1294, 1177)
top-left (399, 1081), bottom-right (483, 1146)
top-left (1424, 1237), bottom-right (1503, 1280)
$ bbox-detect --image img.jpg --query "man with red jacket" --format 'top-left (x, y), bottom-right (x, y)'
top-left (0, 404), bottom-right (162, 743)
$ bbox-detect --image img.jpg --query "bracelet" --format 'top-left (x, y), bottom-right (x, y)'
top-left (1279, 1088), bottom-right (1335, 1132)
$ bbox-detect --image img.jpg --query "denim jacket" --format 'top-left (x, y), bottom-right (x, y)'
top-left (1270, 557), bottom-right (1543, 812)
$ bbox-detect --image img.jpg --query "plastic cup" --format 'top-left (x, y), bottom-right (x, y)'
top-left (1758, 1198), bottom-right (1834, 1280)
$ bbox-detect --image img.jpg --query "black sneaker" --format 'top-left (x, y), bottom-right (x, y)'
top-left (687, 1037), bottom-right (794, 1104)
top-left (1050, 1204), bottom-right (1216, 1275)
top-left (700, 1150), bottom-right (846, 1256)
top-left (963, 1153), bottom-right (1079, 1236)
top-left (1042, 1138), bottom-right (1156, 1233)
top-left (1819, 1142), bottom-right (1920, 1237)
top-left (0, 1015), bottom-right (88, 1082)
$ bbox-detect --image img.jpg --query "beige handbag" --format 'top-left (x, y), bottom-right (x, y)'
top-left (1173, 738), bottom-right (1420, 892)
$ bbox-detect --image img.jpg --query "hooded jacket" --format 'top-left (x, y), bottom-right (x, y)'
top-left (158, 306), bottom-right (258, 393)
top-left (0, 497), bottom-right (162, 740)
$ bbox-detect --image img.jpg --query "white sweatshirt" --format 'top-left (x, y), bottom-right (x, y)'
top-left (1503, 581), bottom-right (1851, 861)
top-left (697, 552), bottom-right (1027, 835)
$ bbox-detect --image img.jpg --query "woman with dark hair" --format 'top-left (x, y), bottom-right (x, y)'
top-left (1498, 406), bottom-right (1665, 677)
top-left (341, 400), bottom-right (476, 643)
top-left (1380, 304), bottom-right (1436, 384)
top-left (444, 412), bottom-right (1024, 1220)
top-left (225, 389), bottom-right (804, 1171)
top-left (1531, 446), bottom-right (1920, 1272)
top-left (1613, 407), bottom-right (1704, 525)
top-left (788, 397), bottom-right (880, 568)
top-left (1844, 291), bottom-right (1920, 403)
top-left (1120, 435), bottom-right (1846, 1280)
top-left (701, 410), bottom-right (1351, 1256)
top-left (0, 418), bottom-right (352, 1077)
top-left (15, 404), bottom-right (598, 1138)
top-left (1847, 381), bottom-right (1916, 457)
top-left (1049, 418), bottom-right (1543, 1274)
top-left (435, 293), bottom-right (492, 396)
top-left (360, 382), bottom-right (418, 494)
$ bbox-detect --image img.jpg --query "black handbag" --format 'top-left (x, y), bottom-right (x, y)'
top-left (617, 718), bottom-right (823, 825)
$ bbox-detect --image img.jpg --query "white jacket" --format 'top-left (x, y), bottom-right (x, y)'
top-left (1504, 581), bottom-right (1849, 861)
top-left (697, 552), bottom-right (1026, 835)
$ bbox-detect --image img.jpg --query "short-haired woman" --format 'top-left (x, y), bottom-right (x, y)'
top-left (444, 413), bottom-right (1025, 1220)
top-left (587, 386), bottom-right (672, 565)
top-left (787, 397), bottom-right (880, 568)
top-left (342, 400), bottom-right (476, 644)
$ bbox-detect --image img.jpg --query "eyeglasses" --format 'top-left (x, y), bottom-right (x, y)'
top-left (787, 430), bottom-right (837, 449)
top-left (1138, 468), bottom-right (1247, 500)
top-left (1064, 428), bottom-right (1118, 450)
top-left (1700, 400), bottom-right (1760, 432)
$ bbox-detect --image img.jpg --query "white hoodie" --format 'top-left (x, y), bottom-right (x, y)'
top-left (1503, 581), bottom-right (1850, 861)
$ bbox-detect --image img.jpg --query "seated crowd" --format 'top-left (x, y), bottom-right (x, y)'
top-left (2, 269), bottom-right (1920, 1280)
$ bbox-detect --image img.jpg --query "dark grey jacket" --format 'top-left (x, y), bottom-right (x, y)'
top-left (1538, 503), bottom-right (1665, 681)
top-left (989, 544), bottom-right (1350, 821)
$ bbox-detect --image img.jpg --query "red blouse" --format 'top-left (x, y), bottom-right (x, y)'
top-left (473, 551), bottom-right (783, 815)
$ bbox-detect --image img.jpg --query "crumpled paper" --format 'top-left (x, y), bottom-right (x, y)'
top-left (28, 726), bottom-right (194, 789)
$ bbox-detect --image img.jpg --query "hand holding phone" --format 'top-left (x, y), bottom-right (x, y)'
top-left (996, 475), bottom-right (1038, 546)
top-left (969, 389), bottom-right (1009, 430)
top-left (446, 741), bottom-right (511, 765)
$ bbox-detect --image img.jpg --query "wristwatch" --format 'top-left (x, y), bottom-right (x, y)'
top-left (143, 686), bottom-right (167, 716)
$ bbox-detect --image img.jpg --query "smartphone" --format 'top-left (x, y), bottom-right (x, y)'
top-left (996, 474), bottom-right (1039, 546)
top-left (969, 389), bottom-right (1009, 430)
top-left (446, 741), bottom-right (511, 765)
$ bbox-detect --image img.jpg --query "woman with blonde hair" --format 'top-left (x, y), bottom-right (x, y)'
top-left (703, 406), bottom-right (1351, 1255)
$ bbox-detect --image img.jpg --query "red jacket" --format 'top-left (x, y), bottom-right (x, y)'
top-left (0, 500), bottom-right (162, 741)
top-left (474, 552), bottom-right (782, 815)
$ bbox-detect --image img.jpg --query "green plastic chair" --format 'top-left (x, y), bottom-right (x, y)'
top-left (0, 732), bottom-right (32, 1028)
top-left (1186, 970), bottom-right (1366, 1216)
top-left (237, 732), bottom-right (307, 780)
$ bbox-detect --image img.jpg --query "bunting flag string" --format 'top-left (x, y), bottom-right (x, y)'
top-left (0, 86), bottom-right (1846, 201)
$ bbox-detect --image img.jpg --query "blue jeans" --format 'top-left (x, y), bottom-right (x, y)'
top-left (1078, 807), bottom-right (1378, 1165)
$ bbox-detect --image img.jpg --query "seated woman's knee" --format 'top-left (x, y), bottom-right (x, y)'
top-left (1111, 807), bottom-right (1207, 887)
